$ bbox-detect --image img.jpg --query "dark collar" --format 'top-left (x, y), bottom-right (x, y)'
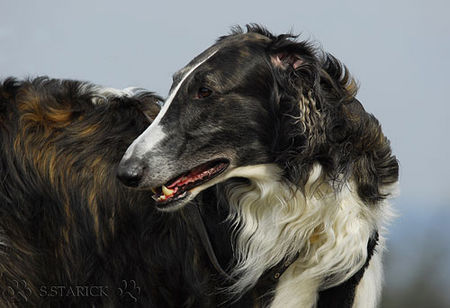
top-left (190, 202), bottom-right (236, 282)
top-left (190, 202), bottom-right (298, 283)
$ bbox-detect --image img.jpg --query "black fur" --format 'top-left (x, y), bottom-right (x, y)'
top-left (0, 77), bottom-right (242, 307)
top-left (119, 25), bottom-right (398, 205)
top-left (118, 24), bottom-right (399, 306)
top-left (218, 24), bottom-right (399, 203)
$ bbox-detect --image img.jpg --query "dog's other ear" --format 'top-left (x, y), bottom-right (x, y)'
top-left (341, 99), bottom-right (399, 204)
top-left (133, 93), bottom-right (162, 122)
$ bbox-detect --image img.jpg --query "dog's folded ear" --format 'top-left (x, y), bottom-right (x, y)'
top-left (267, 34), bottom-right (316, 72)
top-left (271, 52), bottom-right (304, 70)
top-left (268, 39), bottom-right (319, 91)
top-left (133, 93), bottom-right (162, 122)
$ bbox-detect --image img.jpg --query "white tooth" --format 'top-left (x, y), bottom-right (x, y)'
top-left (162, 185), bottom-right (174, 196)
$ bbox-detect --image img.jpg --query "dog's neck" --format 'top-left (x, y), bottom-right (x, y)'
top-left (221, 163), bottom-right (389, 306)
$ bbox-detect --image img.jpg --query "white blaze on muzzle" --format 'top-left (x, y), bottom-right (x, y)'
top-left (122, 49), bottom-right (219, 161)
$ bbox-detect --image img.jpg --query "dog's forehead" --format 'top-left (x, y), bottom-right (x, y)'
top-left (228, 32), bottom-right (271, 44)
top-left (215, 32), bottom-right (271, 60)
top-left (172, 46), bottom-right (218, 83)
top-left (172, 33), bottom-right (271, 81)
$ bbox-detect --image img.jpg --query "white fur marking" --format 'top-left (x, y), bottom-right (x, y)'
top-left (0, 227), bottom-right (8, 253)
top-left (160, 162), bottom-right (395, 306)
top-left (89, 86), bottom-right (144, 104)
top-left (352, 249), bottom-right (383, 308)
top-left (205, 163), bottom-right (395, 308)
top-left (122, 49), bottom-right (218, 160)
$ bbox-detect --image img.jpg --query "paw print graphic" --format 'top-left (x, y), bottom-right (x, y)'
top-left (2, 279), bottom-right (32, 302)
top-left (117, 280), bottom-right (140, 303)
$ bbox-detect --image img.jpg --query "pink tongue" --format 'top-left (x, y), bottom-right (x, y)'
top-left (167, 166), bottom-right (214, 189)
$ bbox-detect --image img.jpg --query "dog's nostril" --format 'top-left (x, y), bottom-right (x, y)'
top-left (117, 158), bottom-right (145, 187)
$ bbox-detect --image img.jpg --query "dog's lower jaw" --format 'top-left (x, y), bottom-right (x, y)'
top-left (154, 163), bottom-right (280, 212)
top-left (155, 193), bottom-right (194, 212)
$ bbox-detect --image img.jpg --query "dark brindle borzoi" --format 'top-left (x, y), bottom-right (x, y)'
top-left (118, 25), bottom-right (399, 307)
top-left (0, 78), bottom-right (244, 307)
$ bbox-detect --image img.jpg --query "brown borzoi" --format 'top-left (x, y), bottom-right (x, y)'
top-left (0, 77), bottom-right (245, 307)
top-left (118, 25), bottom-right (399, 307)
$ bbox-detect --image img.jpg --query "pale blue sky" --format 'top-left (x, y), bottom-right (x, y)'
top-left (1, 0), bottom-right (449, 208)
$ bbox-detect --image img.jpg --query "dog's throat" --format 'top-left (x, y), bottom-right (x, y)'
top-left (152, 159), bottom-right (229, 204)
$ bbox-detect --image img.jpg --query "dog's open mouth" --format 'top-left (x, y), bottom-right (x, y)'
top-left (152, 159), bottom-right (229, 205)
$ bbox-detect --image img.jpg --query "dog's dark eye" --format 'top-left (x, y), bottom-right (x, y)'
top-left (197, 87), bottom-right (212, 99)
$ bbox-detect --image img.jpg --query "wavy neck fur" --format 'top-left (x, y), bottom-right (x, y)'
top-left (220, 163), bottom-right (390, 307)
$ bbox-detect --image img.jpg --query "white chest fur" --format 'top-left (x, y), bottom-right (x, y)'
top-left (223, 164), bottom-right (393, 307)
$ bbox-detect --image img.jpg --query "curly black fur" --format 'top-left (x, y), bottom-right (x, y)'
top-left (229, 25), bottom-right (399, 204)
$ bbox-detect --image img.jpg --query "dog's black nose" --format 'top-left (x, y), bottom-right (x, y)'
top-left (117, 158), bottom-right (145, 187)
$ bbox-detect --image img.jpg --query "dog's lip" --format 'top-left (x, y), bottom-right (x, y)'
top-left (151, 159), bottom-right (229, 206)
top-left (154, 191), bottom-right (190, 209)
